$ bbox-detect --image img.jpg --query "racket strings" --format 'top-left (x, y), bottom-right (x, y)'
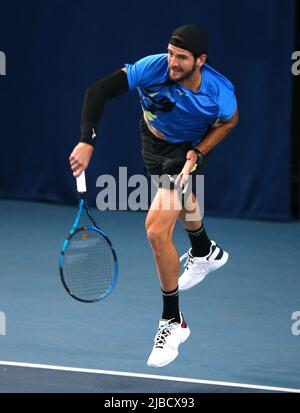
top-left (62, 228), bottom-right (116, 301)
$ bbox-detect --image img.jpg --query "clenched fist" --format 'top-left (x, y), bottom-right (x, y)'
top-left (69, 142), bottom-right (94, 177)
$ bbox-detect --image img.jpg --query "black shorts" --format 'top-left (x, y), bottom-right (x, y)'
top-left (140, 117), bottom-right (207, 191)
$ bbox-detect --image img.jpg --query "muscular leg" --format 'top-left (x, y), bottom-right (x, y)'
top-left (145, 187), bottom-right (182, 291)
top-left (178, 191), bottom-right (202, 231)
top-left (178, 191), bottom-right (213, 257)
top-left (146, 187), bottom-right (191, 368)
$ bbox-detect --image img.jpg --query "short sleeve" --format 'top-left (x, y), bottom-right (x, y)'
top-left (218, 81), bottom-right (237, 121)
top-left (125, 54), bottom-right (168, 91)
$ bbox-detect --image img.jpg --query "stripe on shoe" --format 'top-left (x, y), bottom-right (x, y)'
top-left (206, 244), bottom-right (223, 261)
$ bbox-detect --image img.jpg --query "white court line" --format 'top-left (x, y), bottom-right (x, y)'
top-left (0, 360), bottom-right (299, 393)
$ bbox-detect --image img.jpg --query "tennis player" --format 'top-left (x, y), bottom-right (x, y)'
top-left (69, 24), bottom-right (238, 367)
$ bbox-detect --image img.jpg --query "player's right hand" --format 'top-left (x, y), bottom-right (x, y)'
top-left (69, 142), bottom-right (94, 177)
top-left (175, 150), bottom-right (198, 190)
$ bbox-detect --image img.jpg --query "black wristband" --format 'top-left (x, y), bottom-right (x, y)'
top-left (192, 147), bottom-right (205, 162)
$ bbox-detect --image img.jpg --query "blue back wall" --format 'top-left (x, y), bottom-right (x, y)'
top-left (0, 0), bottom-right (296, 220)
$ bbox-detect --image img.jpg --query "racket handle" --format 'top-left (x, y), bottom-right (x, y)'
top-left (76, 171), bottom-right (87, 197)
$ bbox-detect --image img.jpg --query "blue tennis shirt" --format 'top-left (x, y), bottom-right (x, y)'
top-left (125, 53), bottom-right (237, 145)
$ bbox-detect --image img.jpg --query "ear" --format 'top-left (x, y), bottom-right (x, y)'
top-left (197, 54), bottom-right (208, 68)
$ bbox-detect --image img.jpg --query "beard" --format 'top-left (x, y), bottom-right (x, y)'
top-left (169, 61), bottom-right (197, 82)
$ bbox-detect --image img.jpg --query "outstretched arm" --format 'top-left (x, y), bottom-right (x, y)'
top-left (69, 68), bottom-right (129, 177)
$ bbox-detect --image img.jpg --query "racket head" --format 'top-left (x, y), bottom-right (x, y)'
top-left (59, 226), bottom-right (118, 303)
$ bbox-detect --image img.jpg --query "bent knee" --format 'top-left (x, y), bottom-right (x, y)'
top-left (146, 227), bottom-right (171, 249)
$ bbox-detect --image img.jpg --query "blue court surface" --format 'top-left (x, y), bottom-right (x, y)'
top-left (0, 200), bottom-right (299, 393)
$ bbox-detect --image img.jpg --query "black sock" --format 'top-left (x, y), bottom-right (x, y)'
top-left (161, 287), bottom-right (180, 323)
top-left (186, 224), bottom-right (212, 257)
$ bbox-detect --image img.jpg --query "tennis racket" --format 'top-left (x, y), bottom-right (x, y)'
top-left (59, 171), bottom-right (118, 303)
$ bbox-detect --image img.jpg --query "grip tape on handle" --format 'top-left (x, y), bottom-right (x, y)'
top-left (76, 171), bottom-right (87, 194)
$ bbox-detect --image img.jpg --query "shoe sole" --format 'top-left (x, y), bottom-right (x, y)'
top-left (147, 327), bottom-right (191, 368)
top-left (179, 251), bottom-right (229, 291)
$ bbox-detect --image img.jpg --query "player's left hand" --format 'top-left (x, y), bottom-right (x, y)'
top-left (175, 150), bottom-right (198, 190)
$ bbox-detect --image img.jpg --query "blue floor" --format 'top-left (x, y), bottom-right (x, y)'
top-left (0, 200), bottom-right (299, 391)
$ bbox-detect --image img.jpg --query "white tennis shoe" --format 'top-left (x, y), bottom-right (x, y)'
top-left (147, 312), bottom-right (190, 368)
top-left (179, 241), bottom-right (229, 291)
